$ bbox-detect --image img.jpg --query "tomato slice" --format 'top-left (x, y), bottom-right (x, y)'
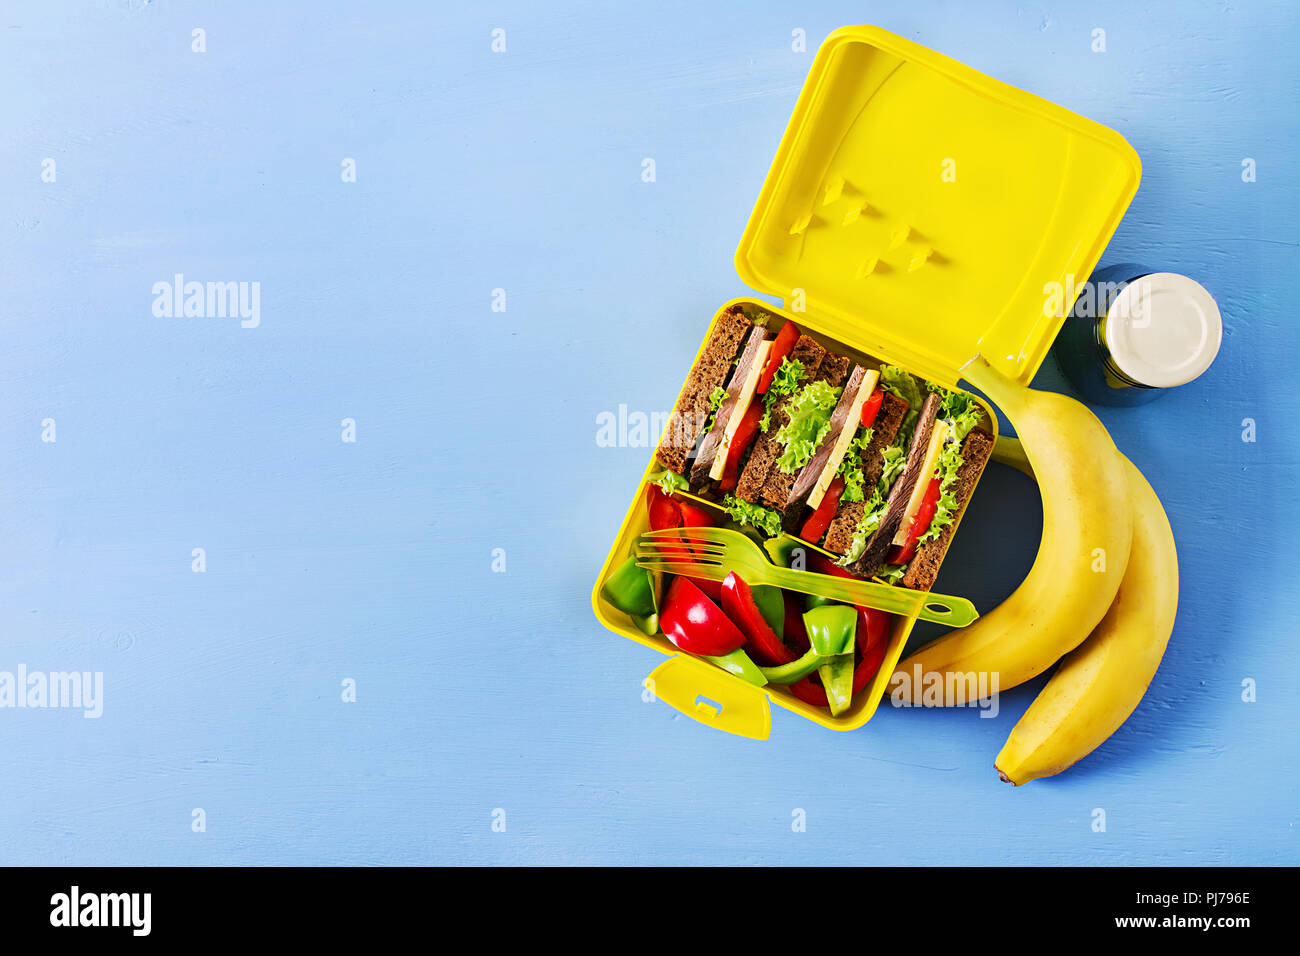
top-left (887, 477), bottom-right (941, 566)
top-left (756, 321), bottom-right (801, 394)
top-left (799, 475), bottom-right (845, 543)
top-left (718, 402), bottom-right (763, 491)
top-left (859, 388), bottom-right (885, 429)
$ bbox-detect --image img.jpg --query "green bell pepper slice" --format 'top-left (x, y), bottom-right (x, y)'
top-left (706, 648), bottom-right (768, 687)
top-left (803, 604), bottom-right (857, 656)
top-left (817, 655), bottom-right (856, 716)
top-left (762, 605), bottom-right (859, 685)
top-left (601, 555), bottom-right (655, 618)
top-left (804, 605), bottom-right (857, 715)
top-left (759, 647), bottom-right (824, 684)
top-left (762, 533), bottom-right (806, 568)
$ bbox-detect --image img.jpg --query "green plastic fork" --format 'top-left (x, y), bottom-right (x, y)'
top-left (635, 527), bottom-right (979, 627)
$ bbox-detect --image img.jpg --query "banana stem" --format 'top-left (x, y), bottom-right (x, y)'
top-left (991, 435), bottom-right (1035, 481)
top-left (959, 353), bottom-right (1026, 418)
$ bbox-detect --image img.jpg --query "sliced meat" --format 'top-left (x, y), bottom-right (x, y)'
top-left (901, 428), bottom-right (994, 591)
top-left (655, 306), bottom-right (752, 475)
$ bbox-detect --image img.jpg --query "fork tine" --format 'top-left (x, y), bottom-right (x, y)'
top-left (634, 549), bottom-right (725, 566)
top-left (635, 541), bottom-right (728, 556)
top-left (634, 559), bottom-right (726, 580)
top-left (642, 526), bottom-right (736, 543)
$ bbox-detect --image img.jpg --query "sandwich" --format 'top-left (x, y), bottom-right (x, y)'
top-left (654, 307), bottom-right (993, 592)
top-left (654, 304), bottom-right (759, 478)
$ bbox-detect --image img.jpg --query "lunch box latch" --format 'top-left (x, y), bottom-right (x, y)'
top-left (645, 655), bottom-right (772, 740)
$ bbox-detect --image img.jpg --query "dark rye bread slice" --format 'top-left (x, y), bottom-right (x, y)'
top-left (821, 390), bottom-right (910, 554)
top-left (689, 325), bottom-right (771, 494)
top-left (904, 429), bottom-right (993, 590)
top-left (655, 305), bottom-right (751, 475)
top-left (859, 391), bottom-right (909, 489)
top-left (760, 352), bottom-right (851, 510)
top-left (734, 333), bottom-right (828, 503)
top-left (901, 428), bottom-right (994, 591)
top-left (780, 365), bottom-right (869, 532)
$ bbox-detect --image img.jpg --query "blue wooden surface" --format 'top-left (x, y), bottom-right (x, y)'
top-left (1, 1), bottom-right (1296, 865)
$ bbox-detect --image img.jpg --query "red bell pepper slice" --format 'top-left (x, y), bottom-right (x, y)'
top-left (720, 572), bottom-right (794, 666)
top-left (799, 475), bottom-right (845, 543)
top-left (659, 576), bottom-right (747, 656)
top-left (718, 402), bottom-right (763, 492)
top-left (756, 320), bottom-right (802, 394)
top-left (646, 485), bottom-right (681, 532)
top-left (887, 477), bottom-right (941, 566)
top-left (687, 576), bottom-right (723, 604)
top-left (808, 552), bottom-right (858, 580)
top-left (645, 486), bottom-right (695, 575)
top-left (677, 499), bottom-right (719, 528)
top-left (859, 388), bottom-right (885, 429)
top-left (673, 497), bottom-right (724, 600)
top-left (857, 605), bottom-right (890, 653)
top-left (783, 592), bottom-right (810, 653)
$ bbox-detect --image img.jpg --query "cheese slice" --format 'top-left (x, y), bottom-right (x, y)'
top-left (892, 418), bottom-right (952, 546)
top-left (709, 340), bottom-right (772, 481)
top-left (805, 369), bottom-right (880, 511)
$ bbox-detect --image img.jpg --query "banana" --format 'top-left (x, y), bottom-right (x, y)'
top-left (988, 432), bottom-right (1034, 480)
top-left (995, 452), bottom-right (1178, 784)
top-left (891, 355), bottom-right (1133, 702)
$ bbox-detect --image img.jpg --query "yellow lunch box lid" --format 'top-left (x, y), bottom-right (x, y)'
top-left (735, 25), bottom-right (1142, 386)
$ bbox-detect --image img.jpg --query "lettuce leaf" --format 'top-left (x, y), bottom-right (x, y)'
top-left (774, 379), bottom-right (841, 473)
top-left (704, 385), bottom-right (728, 433)
top-left (927, 382), bottom-right (983, 441)
top-left (650, 469), bottom-right (690, 495)
top-left (915, 382), bottom-right (985, 545)
top-left (836, 437), bottom-right (908, 567)
top-left (918, 436), bottom-right (963, 545)
top-left (835, 425), bottom-right (874, 503)
top-left (759, 356), bottom-right (806, 433)
top-left (874, 563), bottom-right (907, 586)
top-left (877, 441), bottom-right (907, 489)
top-left (771, 356), bottom-right (805, 395)
top-left (838, 485), bottom-right (886, 566)
top-left (721, 494), bottom-right (784, 538)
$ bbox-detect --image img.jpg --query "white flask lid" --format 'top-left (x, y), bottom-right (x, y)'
top-left (1103, 273), bottom-right (1222, 388)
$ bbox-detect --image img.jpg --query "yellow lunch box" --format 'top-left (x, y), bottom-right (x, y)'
top-left (591, 25), bottom-right (1142, 739)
